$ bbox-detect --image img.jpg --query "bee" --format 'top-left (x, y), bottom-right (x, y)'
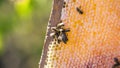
top-left (50, 27), bottom-right (61, 44)
top-left (58, 28), bottom-right (70, 44)
top-left (76, 6), bottom-right (83, 14)
top-left (112, 58), bottom-right (120, 68)
top-left (50, 22), bottom-right (70, 44)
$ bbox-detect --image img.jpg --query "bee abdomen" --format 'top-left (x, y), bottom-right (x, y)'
top-left (61, 32), bottom-right (68, 44)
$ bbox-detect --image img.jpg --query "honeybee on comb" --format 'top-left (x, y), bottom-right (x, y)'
top-left (76, 6), bottom-right (83, 14)
top-left (58, 28), bottom-right (70, 44)
top-left (50, 21), bottom-right (70, 44)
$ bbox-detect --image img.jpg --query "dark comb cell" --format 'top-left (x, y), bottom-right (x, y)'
top-left (63, 2), bottom-right (66, 8)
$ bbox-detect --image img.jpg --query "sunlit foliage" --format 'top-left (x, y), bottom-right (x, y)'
top-left (0, 0), bottom-right (52, 68)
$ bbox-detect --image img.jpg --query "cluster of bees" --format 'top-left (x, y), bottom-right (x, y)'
top-left (50, 22), bottom-right (70, 44)
top-left (112, 57), bottom-right (120, 68)
top-left (50, 1), bottom-right (83, 44)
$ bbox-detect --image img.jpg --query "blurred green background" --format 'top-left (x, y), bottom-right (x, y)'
top-left (0, 0), bottom-right (52, 68)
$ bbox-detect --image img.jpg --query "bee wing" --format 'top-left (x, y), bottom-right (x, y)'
top-left (59, 29), bottom-right (64, 32)
top-left (62, 32), bottom-right (68, 44)
top-left (51, 27), bottom-right (57, 31)
top-left (57, 23), bottom-right (64, 28)
top-left (50, 33), bottom-right (56, 37)
top-left (59, 28), bottom-right (70, 32)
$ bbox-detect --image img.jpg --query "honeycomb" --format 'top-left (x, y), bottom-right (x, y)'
top-left (44, 0), bottom-right (120, 68)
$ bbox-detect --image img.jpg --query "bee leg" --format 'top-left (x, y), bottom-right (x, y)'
top-left (64, 29), bottom-right (70, 32)
top-left (58, 39), bottom-right (61, 44)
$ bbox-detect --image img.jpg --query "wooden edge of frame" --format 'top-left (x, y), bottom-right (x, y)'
top-left (39, 0), bottom-right (64, 68)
